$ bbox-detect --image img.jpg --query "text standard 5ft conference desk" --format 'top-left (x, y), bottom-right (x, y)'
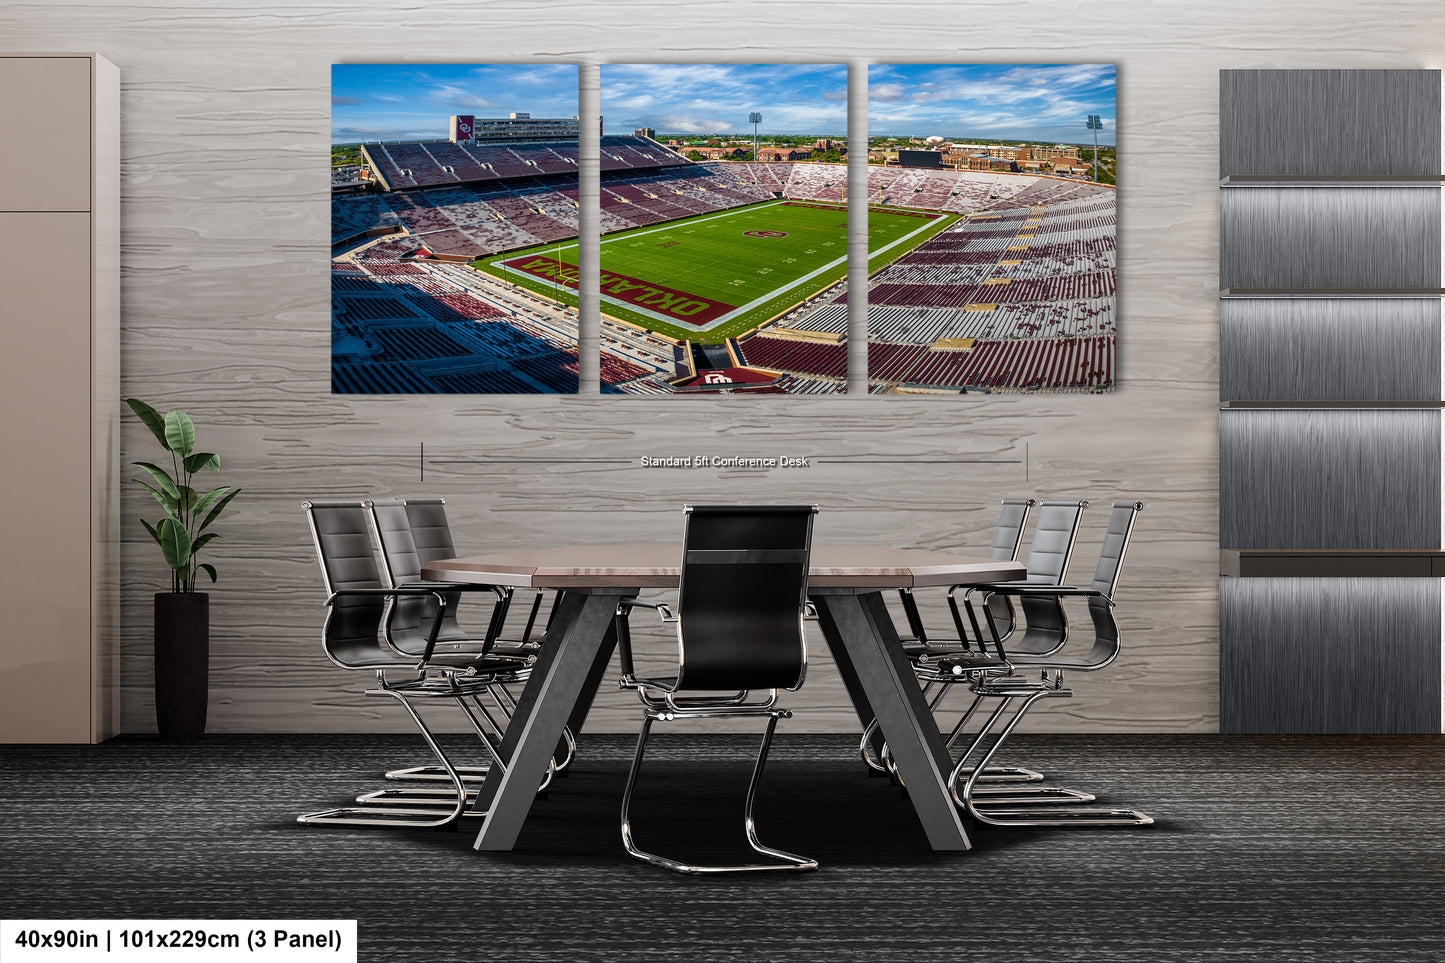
top-left (421, 545), bottom-right (1025, 853)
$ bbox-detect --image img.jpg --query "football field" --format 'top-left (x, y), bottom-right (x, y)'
top-left (475, 200), bottom-right (958, 343)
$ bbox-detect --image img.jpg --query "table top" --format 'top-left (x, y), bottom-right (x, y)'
top-left (421, 544), bottom-right (1025, 589)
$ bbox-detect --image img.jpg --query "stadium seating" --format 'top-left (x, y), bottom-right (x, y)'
top-left (736, 335), bottom-right (848, 378)
top-left (337, 139), bottom-right (1116, 394)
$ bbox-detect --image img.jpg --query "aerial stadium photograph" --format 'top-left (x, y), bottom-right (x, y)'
top-left (596, 63), bottom-right (852, 395)
top-left (330, 63), bottom-right (582, 394)
top-left (862, 63), bottom-right (1117, 394)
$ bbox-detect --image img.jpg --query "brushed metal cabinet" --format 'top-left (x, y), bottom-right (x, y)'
top-left (1218, 68), bottom-right (1444, 734)
top-left (1219, 188), bottom-right (1441, 290)
top-left (1219, 408), bottom-right (1442, 550)
top-left (1219, 299), bottom-right (1440, 402)
top-left (1220, 578), bottom-right (1442, 733)
top-left (1220, 69), bottom-right (1441, 176)
top-left (0, 54), bottom-right (119, 744)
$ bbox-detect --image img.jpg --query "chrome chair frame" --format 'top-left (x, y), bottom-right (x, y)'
top-left (297, 499), bottom-right (532, 829)
top-left (869, 498), bottom-right (1087, 788)
top-left (614, 504), bottom-right (819, 874)
top-left (864, 497), bottom-right (1040, 779)
top-left (942, 501), bottom-right (1152, 828)
top-left (365, 497), bottom-right (573, 788)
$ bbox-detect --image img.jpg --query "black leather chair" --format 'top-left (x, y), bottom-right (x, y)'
top-left (863, 498), bottom-right (1037, 778)
top-left (363, 497), bottom-right (570, 794)
top-left (942, 500), bottom-right (1152, 828)
top-left (298, 499), bottom-right (526, 828)
top-left (867, 499), bottom-right (1086, 787)
top-left (898, 497), bottom-right (1036, 653)
top-left (615, 505), bottom-right (819, 874)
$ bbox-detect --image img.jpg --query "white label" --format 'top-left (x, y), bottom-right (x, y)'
top-left (0, 921), bottom-right (357, 963)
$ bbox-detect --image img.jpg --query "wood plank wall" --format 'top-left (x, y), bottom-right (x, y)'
top-left (4, 0), bottom-right (1441, 733)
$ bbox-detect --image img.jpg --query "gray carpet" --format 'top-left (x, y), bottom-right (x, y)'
top-left (3, 733), bottom-right (1443, 961)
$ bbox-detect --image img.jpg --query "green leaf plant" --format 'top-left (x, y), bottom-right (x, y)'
top-left (126, 399), bottom-right (241, 593)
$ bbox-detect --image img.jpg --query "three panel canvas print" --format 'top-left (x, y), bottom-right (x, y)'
top-left (330, 63), bottom-right (1116, 395)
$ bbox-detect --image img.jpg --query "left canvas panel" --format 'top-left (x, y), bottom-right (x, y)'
top-left (331, 64), bottom-right (581, 394)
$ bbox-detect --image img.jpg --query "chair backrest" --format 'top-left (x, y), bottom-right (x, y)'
top-left (368, 497), bottom-right (425, 584)
top-left (1073, 503), bottom-right (1143, 670)
top-left (982, 497), bottom-right (1037, 638)
top-left (989, 498), bottom-right (1036, 561)
top-left (402, 498), bottom-right (458, 566)
top-left (995, 499), bottom-right (1086, 657)
top-left (1091, 501), bottom-right (1143, 599)
top-left (367, 497), bottom-right (471, 655)
top-left (303, 499), bottom-right (394, 669)
top-left (674, 505), bottom-right (816, 692)
top-left (1022, 499), bottom-right (1089, 585)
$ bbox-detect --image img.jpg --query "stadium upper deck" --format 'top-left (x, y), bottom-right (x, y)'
top-left (360, 135), bottom-right (685, 191)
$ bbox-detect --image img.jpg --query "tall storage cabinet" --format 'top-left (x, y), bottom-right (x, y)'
top-left (1218, 69), bottom-right (1445, 733)
top-left (0, 53), bottom-right (120, 743)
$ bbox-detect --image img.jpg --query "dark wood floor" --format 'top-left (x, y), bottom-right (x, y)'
top-left (3, 732), bottom-right (1443, 961)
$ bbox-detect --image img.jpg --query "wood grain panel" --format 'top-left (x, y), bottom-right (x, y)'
top-left (12, 0), bottom-right (1442, 734)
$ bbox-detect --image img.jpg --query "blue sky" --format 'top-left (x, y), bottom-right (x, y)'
top-left (331, 64), bottom-right (578, 143)
top-left (601, 64), bottom-right (847, 136)
top-left (868, 64), bottom-right (1116, 145)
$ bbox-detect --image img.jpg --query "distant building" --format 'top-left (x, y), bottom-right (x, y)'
top-left (634, 127), bottom-right (656, 139)
top-left (756, 147), bottom-right (811, 161)
top-left (965, 154), bottom-right (1013, 171)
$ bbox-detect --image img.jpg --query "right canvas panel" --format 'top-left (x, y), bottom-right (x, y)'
top-left (864, 64), bottom-right (1117, 394)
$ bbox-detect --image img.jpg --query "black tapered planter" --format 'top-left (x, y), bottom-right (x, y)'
top-left (154, 592), bottom-right (209, 740)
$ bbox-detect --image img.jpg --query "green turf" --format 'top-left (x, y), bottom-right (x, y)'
top-left (471, 200), bottom-right (958, 344)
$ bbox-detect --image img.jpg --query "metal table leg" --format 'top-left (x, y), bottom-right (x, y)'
top-left (471, 589), bottom-right (627, 850)
top-left (811, 589), bottom-right (971, 852)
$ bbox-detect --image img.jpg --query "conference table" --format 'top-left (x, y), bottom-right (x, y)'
top-left (421, 544), bottom-right (1025, 853)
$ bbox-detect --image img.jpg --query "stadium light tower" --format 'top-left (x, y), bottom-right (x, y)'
top-left (749, 112), bottom-right (762, 163)
top-left (1086, 114), bottom-right (1104, 182)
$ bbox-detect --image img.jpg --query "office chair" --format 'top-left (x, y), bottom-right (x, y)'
top-left (615, 505), bottom-right (819, 874)
top-left (865, 497), bottom-right (1034, 777)
top-left (359, 497), bottom-right (573, 805)
top-left (298, 499), bottom-right (528, 828)
top-left (942, 500), bottom-right (1152, 827)
top-left (867, 499), bottom-right (1087, 788)
top-left (897, 497), bottom-right (1036, 655)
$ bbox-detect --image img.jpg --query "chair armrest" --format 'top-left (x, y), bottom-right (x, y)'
top-left (326, 586), bottom-right (451, 604)
top-left (984, 585), bottom-right (1114, 606)
top-left (618, 598), bottom-right (676, 621)
top-left (326, 585), bottom-right (506, 667)
top-left (394, 579), bottom-right (509, 603)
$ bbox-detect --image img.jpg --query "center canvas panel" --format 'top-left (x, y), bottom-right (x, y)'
top-left (331, 64), bottom-right (581, 394)
top-left (599, 63), bottom-right (850, 395)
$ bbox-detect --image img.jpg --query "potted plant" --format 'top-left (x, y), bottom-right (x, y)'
top-left (127, 399), bottom-right (240, 740)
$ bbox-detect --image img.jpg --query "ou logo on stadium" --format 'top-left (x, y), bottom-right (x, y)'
top-left (744, 230), bottom-right (789, 238)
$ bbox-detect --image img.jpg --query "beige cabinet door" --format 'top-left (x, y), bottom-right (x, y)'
top-left (0, 212), bottom-right (93, 742)
top-left (0, 57), bottom-right (93, 212)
